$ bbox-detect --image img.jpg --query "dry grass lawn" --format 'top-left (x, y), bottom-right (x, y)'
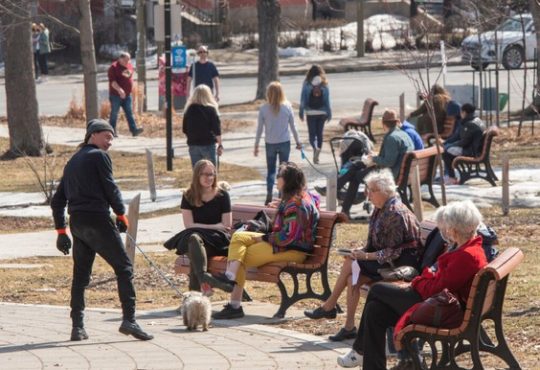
top-left (0, 207), bottom-right (538, 368)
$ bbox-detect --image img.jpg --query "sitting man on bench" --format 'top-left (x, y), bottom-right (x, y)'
top-left (339, 109), bottom-right (413, 218)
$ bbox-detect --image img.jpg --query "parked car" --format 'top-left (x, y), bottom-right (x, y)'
top-left (461, 14), bottom-right (536, 70)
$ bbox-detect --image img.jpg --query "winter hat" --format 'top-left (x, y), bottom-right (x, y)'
top-left (85, 119), bottom-right (115, 143)
top-left (311, 75), bottom-right (322, 86)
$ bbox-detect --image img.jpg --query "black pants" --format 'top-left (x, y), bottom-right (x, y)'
top-left (69, 213), bottom-right (136, 327)
top-left (352, 282), bottom-right (423, 370)
top-left (442, 150), bottom-right (457, 178)
top-left (341, 166), bottom-right (375, 214)
top-left (38, 52), bottom-right (49, 75)
top-left (34, 51), bottom-right (40, 78)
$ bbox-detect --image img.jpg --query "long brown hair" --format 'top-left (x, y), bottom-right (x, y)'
top-left (304, 64), bottom-right (328, 86)
top-left (266, 81), bottom-right (287, 115)
top-left (183, 159), bottom-right (217, 207)
top-left (278, 162), bottom-right (306, 202)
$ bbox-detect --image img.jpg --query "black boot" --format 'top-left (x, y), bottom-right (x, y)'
top-left (187, 234), bottom-right (207, 292)
top-left (265, 192), bottom-right (272, 206)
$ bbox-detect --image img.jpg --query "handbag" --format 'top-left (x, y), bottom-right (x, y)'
top-left (377, 265), bottom-right (419, 282)
top-left (233, 210), bottom-right (272, 234)
top-left (409, 288), bottom-right (464, 328)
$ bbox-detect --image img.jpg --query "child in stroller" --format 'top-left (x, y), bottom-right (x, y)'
top-left (315, 130), bottom-right (374, 216)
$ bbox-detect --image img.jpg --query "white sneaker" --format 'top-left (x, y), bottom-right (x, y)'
top-left (337, 349), bottom-right (362, 368)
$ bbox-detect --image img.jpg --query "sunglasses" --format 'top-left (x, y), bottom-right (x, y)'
top-left (197, 51), bottom-right (208, 55)
top-left (200, 172), bottom-right (216, 178)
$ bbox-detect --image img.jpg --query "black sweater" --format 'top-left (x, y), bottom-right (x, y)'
top-left (51, 144), bottom-right (125, 229)
top-left (182, 104), bottom-right (221, 146)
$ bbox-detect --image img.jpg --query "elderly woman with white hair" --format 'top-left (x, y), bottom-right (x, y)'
top-left (337, 200), bottom-right (489, 370)
top-left (305, 169), bottom-right (423, 342)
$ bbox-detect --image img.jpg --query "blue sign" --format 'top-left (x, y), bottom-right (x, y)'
top-left (172, 45), bottom-right (187, 69)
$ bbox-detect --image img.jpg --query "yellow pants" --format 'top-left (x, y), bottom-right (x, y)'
top-left (228, 231), bottom-right (306, 287)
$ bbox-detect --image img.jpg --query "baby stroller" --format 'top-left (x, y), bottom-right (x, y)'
top-left (324, 130), bottom-right (375, 214)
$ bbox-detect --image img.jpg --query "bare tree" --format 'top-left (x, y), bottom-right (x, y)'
top-left (0, 0), bottom-right (44, 159)
top-left (255, 0), bottom-right (280, 99)
top-left (77, 0), bottom-right (99, 120)
top-left (529, 0), bottom-right (540, 113)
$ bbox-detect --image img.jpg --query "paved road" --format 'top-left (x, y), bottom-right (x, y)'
top-left (1, 65), bottom-right (533, 117)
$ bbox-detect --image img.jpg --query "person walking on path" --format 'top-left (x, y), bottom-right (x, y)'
top-left (37, 23), bottom-right (51, 83)
top-left (187, 45), bottom-right (220, 102)
top-left (164, 159), bottom-right (232, 295)
top-left (205, 162), bottom-right (320, 320)
top-left (182, 85), bottom-right (223, 167)
top-left (255, 81), bottom-right (302, 205)
top-left (51, 119), bottom-right (153, 342)
top-left (32, 24), bottom-right (41, 81)
top-left (108, 52), bottom-right (144, 137)
top-left (299, 64), bottom-right (332, 164)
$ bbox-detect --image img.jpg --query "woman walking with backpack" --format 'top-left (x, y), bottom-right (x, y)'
top-left (299, 65), bottom-right (332, 164)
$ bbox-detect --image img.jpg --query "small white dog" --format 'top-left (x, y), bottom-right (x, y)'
top-left (181, 291), bottom-right (212, 331)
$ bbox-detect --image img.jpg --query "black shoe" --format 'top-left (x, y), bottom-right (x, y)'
top-left (119, 320), bottom-right (154, 340)
top-left (328, 326), bottom-right (357, 341)
top-left (212, 303), bottom-right (245, 319)
top-left (132, 128), bottom-right (144, 137)
top-left (202, 272), bottom-right (236, 293)
top-left (314, 185), bottom-right (327, 196)
top-left (70, 327), bottom-right (88, 341)
top-left (303, 306), bottom-right (337, 320)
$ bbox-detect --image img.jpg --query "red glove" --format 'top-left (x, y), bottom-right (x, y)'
top-left (116, 214), bottom-right (129, 233)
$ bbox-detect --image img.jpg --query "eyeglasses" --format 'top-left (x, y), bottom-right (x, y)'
top-left (197, 51), bottom-right (208, 55)
top-left (200, 172), bottom-right (216, 178)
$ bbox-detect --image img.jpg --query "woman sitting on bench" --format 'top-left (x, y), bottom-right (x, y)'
top-left (304, 169), bottom-right (422, 342)
top-left (337, 200), bottom-right (488, 369)
top-left (204, 162), bottom-right (320, 319)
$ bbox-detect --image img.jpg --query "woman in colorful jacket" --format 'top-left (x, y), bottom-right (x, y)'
top-left (204, 162), bottom-right (320, 319)
top-left (299, 64), bottom-right (332, 164)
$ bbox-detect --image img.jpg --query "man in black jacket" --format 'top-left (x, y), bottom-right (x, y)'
top-left (51, 119), bottom-right (153, 341)
top-left (442, 103), bottom-right (486, 185)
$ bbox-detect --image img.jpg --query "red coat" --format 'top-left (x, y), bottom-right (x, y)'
top-left (394, 236), bottom-right (487, 342)
top-left (411, 236), bottom-right (488, 304)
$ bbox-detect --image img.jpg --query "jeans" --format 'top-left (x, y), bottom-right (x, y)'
top-left (352, 282), bottom-right (423, 370)
top-left (188, 144), bottom-right (217, 167)
top-left (306, 114), bottom-right (326, 149)
top-left (265, 141), bottom-right (290, 195)
top-left (69, 213), bottom-right (136, 327)
top-left (34, 51), bottom-right (40, 78)
top-left (38, 52), bottom-right (49, 75)
top-left (109, 94), bottom-right (138, 133)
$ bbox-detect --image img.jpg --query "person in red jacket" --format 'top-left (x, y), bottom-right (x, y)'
top-left (337, 200), bottom-right (488, 370)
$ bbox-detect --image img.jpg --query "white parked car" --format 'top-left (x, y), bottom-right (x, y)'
top-left (461, 14), bottom-right (536, 70)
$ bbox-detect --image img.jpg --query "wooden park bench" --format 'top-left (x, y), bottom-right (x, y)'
top-left (174, 204), bottom-right (347, 318)
top-left (396, 145), bottom-right (442, 211)
top-left (453, 126), bottom-right (499, 186)
top-left (339, 98), bottom-right (379, 142)
top-left (396, 247), bottom-right (523, 370)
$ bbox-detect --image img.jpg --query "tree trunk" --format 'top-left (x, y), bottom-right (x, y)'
top-left (530, 0), bottom-right (540, 109)
top-left (136, 0), bottom-right (147, 112)
top-left (356, 0), bottom-right (364, 57)
top-left (1, 0), bottom-right (44, 159)
top-left (78, 0), bottom-right (99, 121)
top-left (255, 0), bottom-right (280, 100)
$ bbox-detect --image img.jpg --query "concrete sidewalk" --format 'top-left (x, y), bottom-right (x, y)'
top-left (0, 301), bottom-right (351, 369)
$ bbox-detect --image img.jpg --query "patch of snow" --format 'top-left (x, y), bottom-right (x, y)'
top-left (278, 47), bottom-right (314, 58)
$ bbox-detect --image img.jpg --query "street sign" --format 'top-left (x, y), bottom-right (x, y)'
top-left (154, 4), bottom-right (181, 42)
top-left (172, 45), bottom-right (187, 69)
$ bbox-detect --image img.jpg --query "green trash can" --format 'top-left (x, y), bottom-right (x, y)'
top-left (499, 93), bottom-right (509, 111)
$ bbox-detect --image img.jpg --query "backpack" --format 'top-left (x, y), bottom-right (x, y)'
top-left (308, 85), bottom-right (324, 109)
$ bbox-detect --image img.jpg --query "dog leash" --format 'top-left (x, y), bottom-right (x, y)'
top-left (125, 233), bottom-right (183, 298)
top-left (300, 147), bottom-right (331, 177)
